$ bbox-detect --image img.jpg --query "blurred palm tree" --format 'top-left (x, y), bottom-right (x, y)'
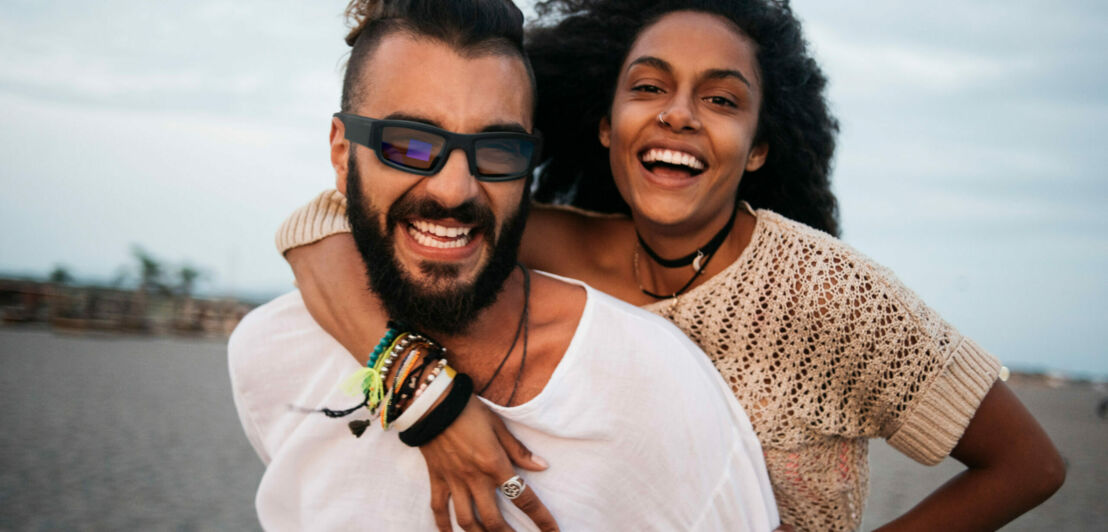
top-left (132, 245), bottom-right (168, 296)
top-left (48, 265), bottom-right (73, 285)
top-left (176, 265), bottom-right (203, 298)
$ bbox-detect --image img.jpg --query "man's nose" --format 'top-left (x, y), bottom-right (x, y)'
top-left (422, 148), bottom-right (480, 209)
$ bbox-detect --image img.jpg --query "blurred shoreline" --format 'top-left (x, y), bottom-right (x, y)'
top-left (0, 276), bottom-right (256, 339)
top-left (4, 274), bottom-right (1104, 383)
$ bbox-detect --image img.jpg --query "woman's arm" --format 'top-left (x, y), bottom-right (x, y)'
top-left (876, 379), bottom-right (1064, 531)
top-left (798, 237), bottom-right (1064, 531)
top-left (286, 234), bottom-right (384, 357)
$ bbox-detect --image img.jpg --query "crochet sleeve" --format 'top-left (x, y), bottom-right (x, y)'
top-left (802, 244), bottom-right (1001, 465)
top-left (275, 189), bottom-right (351, 255)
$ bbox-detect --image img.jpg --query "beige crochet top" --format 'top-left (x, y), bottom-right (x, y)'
top-left (277, 190), bottom-right (1001, 532)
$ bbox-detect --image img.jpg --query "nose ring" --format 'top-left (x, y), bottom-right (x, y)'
top-left (657, 111), bottom-right (670, 127)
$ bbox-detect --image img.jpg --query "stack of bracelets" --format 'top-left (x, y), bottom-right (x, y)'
top-left (321, 321), bottom-right (473, 447)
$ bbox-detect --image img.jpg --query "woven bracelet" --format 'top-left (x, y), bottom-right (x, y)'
top-left (391, 364), bottom-right (454, 432)
top-left (398, 373), bottom-right (473, 447)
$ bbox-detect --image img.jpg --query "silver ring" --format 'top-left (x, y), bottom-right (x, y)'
top-left (658, 111), bottom-right (669, 126)
top-left (499, 475), bottom-right (526, 500)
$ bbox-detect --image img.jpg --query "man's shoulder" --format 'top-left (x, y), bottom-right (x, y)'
top-left (230, 290), bottom-right (309, 350)
top-left (535, 270), bottom-right (679, 333)
top-left (538, 273), bottom-right (702, 360)
top-left (228, 290), bottom-right (331, 379)
top-left (227, 291), bottom-right (349, 464)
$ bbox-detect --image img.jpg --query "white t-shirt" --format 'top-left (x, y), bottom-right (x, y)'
top-left (229, 276), bottom-right (779, 531)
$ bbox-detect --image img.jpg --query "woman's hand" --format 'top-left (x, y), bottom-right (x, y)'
top-left (420, 395), bottom-right (558, 532)
top-left (876, 380), bottom-right (1065, 531)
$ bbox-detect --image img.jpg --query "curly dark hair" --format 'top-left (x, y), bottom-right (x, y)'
top-left (527, 0), bottom-right (840, 236)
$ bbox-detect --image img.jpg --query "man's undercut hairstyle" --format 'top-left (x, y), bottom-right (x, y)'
top-left (529, 0), bottom-right (841, 237)
top-left (340, 0), bottom-right (536, 113)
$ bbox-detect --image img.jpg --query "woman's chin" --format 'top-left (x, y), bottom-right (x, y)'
top-left (629, 198), bottom-right (698, 230)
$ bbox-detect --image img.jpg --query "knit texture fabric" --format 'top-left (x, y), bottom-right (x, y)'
top-left (275, 190), bottom-right (1002, 531)
top-left (275, 189), bottom-right (351, 255)
top-left (641, 208), bottom-right (1000, 531)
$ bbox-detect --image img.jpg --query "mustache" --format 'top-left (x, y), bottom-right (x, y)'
top-left (387, 197), bottom-right (495, 231)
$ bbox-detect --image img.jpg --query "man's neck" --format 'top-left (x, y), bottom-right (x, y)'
top-left (431, 269), bottom-right (585, 406)
top-left (433, 267), bottom-right (528, 367)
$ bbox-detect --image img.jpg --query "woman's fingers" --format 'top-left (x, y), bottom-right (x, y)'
top-left (493, 417), bottom-right (548, 471)
top-left (500, 479), bottom-right (558, 532)
top-left (416, 397), bottom-right (559, 530)
top-left (449, 480), bottom-right (487, 532)
top-left (471, 478), bottom-right (515, 532)
top-left (467, 470), bottom-right (559, 532)
top-left (428, 474), bottom-right (453, 532)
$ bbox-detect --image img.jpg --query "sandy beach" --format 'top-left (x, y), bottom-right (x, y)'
top-left (0, 328), bottom-right (1103, 530)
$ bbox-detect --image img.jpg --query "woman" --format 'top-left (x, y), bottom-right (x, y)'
top-left (281, 1), bottom-right (1064, 530)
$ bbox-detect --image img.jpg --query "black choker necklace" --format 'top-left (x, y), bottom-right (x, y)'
top-left (636, 201), bottom-right (740, 271)
top-left (634, 202), bottom-right (741, 300)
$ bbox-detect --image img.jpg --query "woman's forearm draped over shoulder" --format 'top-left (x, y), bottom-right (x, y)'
top-left (285, 233), bottom-right (383, 357)
top-left (278, 189), bottom-right (371, 355)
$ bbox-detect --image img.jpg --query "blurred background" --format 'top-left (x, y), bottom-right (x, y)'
top-left (1, 0), bottom-right (1104, 530)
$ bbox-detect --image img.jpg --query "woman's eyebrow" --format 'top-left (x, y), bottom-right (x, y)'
top-left (626, 56), bottom-right (671, 74)
top-left (704, 68), bottom-right (751, 89)
top-left (628, 56), bottom-right (751, 89)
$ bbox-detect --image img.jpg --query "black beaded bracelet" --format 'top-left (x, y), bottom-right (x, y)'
top-left (398, 373), bottom-right (473, 447)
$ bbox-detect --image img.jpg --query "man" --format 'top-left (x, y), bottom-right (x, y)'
top-left (229, 1), bottom-right (778, 530)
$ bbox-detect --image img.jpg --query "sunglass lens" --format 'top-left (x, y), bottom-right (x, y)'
top-left (381, 127), bottom-right (445, 171)
top-left (474, 138), bottom-right (534, 178)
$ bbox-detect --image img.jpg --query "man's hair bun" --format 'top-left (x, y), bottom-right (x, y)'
top-left (344, 0), bottom-right (387, 46)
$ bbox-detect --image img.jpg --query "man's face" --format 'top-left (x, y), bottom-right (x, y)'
top-left (334, 33), bottom-right (533, 335)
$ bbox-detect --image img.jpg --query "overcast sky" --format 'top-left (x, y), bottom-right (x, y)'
top-left (1, 0), bottom-right (1105, 377)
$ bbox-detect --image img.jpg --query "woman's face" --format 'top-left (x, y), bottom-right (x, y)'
top-left (601, 11), bottom-right (767, 231)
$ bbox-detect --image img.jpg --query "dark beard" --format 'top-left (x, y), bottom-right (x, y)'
top-left (345, 159), bottom-right (529, 335)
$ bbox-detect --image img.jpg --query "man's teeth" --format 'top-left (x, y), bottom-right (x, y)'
top-left (408, 220), bottom-right (473, 248)
top-left (642, 148), bottom-right (705, 171)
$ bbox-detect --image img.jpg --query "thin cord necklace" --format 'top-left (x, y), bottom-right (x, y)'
top-left (634, 242), bottom-right (718, 300)
top-left (636, 200), bottom-right (740, 271)
top-left (634, 202), bottom-right (738, 300)
top-left (477, 263), bottom-right (530, 405)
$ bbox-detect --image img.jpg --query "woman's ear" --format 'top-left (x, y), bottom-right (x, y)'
top-left (330, 117), bottom-right (350, 195)
top-left (745, 142), bottom-right (768, 172)
top-left (598, 116), bottom-right (612, 148)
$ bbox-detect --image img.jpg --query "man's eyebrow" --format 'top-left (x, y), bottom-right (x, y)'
top-left (382, 113), bottom-right (529, 134)
top-left (384, 112), bottom-right (440, 127)
top-left (480, 123), bottom-right (529, 134)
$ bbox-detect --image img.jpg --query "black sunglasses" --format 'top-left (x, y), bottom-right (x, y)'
top-left (334, 112), bottom-right (542, 182)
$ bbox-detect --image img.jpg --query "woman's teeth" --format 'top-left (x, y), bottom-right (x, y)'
top-left (641, 148), bottom-right (706, 171)
top-left (408, 220), bottom-right (473, 249)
